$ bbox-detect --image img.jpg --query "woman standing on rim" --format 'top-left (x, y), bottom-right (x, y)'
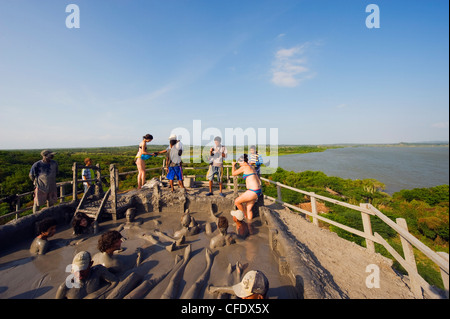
top-left (135, 134), bottom-right (153, 189)
top-left (232, 154), bottom-right (262, 220)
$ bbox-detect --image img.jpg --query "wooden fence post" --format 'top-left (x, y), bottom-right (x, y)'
top-left (277, 182), bottom-right (282, 202)
top-left (95, 163), bottom-right (102, 196)
top-left (115, 166), bottom-right (119, 191)
top-left (72, 163), bottom-right (78, 202)
top-left (360, 204), bottom-right (375, 253)
top-left (161, 159), bottom-right (166, 180)
top-left (59, 185), bottom-right (64, 204)
top-left (396, 217), bottom-right (423, 298)
top-left (437, 252), bottom-right (449, 298)
top-left (110, 164), bottom-right (118, 221)
top-left (233, 176), bottom-right (238, 197)
top-left (15, 196), bottom-right (21, 216)
top-left (310, 192), bottom-right (319, 226)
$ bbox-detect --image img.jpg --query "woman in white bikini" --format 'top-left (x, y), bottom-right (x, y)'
top-left (232, 154), bottom-right (262, 220)
top-left (135, 134), bottom-right (153, 189)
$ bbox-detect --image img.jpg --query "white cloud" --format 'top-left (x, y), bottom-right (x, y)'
top-left (271, 43), bottom-right (315, 88)
top-left (432, 121), bottom-right (449, 129)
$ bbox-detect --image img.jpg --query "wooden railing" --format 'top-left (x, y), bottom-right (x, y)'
top-left (0, 163), bottom-right (103, 222)
top-left (260, 176), bottom-right (449, 299)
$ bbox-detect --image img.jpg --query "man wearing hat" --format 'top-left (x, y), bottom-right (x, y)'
top-left (55, 251), bottom-right (118, 299)
top-left (154, 134), bottom-right (185, 192)
top-left (29, 150), bottom-right (59, 213)
top-left (209, 270), bottom-right (269, 299)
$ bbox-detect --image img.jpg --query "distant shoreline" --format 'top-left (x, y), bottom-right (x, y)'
top-left (1, 142), bottom-right (447, 153)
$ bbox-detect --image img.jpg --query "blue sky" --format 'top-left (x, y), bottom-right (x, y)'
top-left (0, 0), bottom-right (448, 149)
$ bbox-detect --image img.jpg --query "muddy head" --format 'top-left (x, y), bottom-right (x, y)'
top-left (125, 208), bottom-right (136, 223)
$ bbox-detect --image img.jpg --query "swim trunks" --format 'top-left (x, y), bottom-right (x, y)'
top-left (167, 166), bottom-right (183, 181)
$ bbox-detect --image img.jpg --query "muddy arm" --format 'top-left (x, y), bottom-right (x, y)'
top-left (160, 245), bottom-right (192, 299)
top-left (181, 248), bottom-right (214, 299)
top-left (208, 285), bottom-right (235, 295)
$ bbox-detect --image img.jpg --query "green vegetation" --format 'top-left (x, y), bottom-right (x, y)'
top-left (1, 147), bottom-right (448, 290)
top-left (272, 145), bottom-right (342, 156)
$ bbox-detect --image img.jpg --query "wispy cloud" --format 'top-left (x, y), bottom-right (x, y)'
top-left (271, 43), bottom-right (316, 88)
top-left (432, 121), bottom-right (449, 129)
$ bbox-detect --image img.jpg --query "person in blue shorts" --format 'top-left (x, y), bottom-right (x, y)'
top-left (165, 135), bottom-right (185, 192)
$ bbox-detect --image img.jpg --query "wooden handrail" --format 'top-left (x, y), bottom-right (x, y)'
top-left (260, 178), bottom-right (449, 296)
top-left (264, 194), bottom-right (381, 244)
top-left (260, 177), bottom-right (374, 215)
top-left (367, 204), bottom-right (449, 274)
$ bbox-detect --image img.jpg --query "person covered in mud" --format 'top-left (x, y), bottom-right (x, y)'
top-left (174, 210), bottom-right (200, 239)
top-left (29, 150), bottom-right (59, 213)
top-left (29, 217), bottom-right (57, 255)
top-left (92, 230), bottom-right (143, 275)
top-left (232, 154), bottom-right (262, 220)
top-left (55, 251), bottom-right (118, 299)
top-left (230, 210), bottom-right (249, 239)
top-left (209, 270), bottom-right (269, 299)
top-left (210, 216), bottom-right (236, 249)
top-left (72, 212), bottom-right (99, 236)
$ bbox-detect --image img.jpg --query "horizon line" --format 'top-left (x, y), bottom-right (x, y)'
top-left (1, 141), bottom-right (449, 151)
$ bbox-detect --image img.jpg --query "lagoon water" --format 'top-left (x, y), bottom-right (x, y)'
top-left (265, 146), bottom-right (449, 194)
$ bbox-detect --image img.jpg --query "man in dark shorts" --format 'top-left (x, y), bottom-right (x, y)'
top-left (29, 150), bottom-right (59, 213)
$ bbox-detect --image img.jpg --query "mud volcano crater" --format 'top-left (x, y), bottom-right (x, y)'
top-left (0, 184), bottom-right (337, 299)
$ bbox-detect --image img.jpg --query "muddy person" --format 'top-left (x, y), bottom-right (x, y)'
top-left (230, 210), bottom-right (249, 239)
top-left (72, 212), bottom-right (98, 236)
top-left (232, 154), bottom-right (262, 220)
top-left (135, 134), bottom-right (154, 190)
top-left (29, 217), bottom-right (57, 255)
top-left (209, 270), bottom-right (269, 299)
top-left (55, 251), bottom-right (118, 299)
top-left (210, 216), bottom-right (236, 249)
top-left (29, 150), bottom-right (59, 213)
top-left (92, 230), bottom-right (143, 275)
top-left (81, 158), bottom-right (95, 197)
top-left (206, 136), bottom-right (227, 197)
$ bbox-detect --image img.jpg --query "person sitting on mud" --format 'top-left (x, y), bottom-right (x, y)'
top-left (92, 230), bottom-right (143, 275)
top-left (72, 212), bottom-right (99, 236)
top-left (174, 210), bottom-right (200, 238)
top-left (232, 154), bottom-right (262, 220)
top-left (230, 210), bottom-right (249, 239)
top-left (55, 251), bottom-right (118, 299)
top-left (29, 217), bottom-right (57, 255)
top-left (210, 216), bottom-right (236, 249)
top-left (209, 270), bottom-right (269, 299)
